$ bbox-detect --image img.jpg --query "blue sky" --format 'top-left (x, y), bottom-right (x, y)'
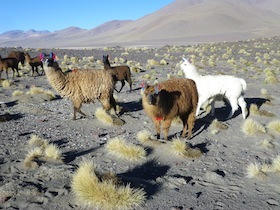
top-left (0, 0), bottom-right (174, 34)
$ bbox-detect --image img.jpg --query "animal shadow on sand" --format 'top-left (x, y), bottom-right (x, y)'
top-left (119, 159), bottom-right (170, 198)
top-left (63, 145), bottom-right (103, 163)
top-left (191, 97), bottom-right (269, 138)
top-left (118, 99), bottom-right (143, 115)
top-left (0, 113), bottom-right (23, 122)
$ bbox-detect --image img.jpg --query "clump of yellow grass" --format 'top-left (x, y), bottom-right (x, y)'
top-left (267, 120), bottom-right (280, 135)
top-left (259, 139), bottom-right (275, 149)
top-left (271, 155), bottom-right (280, 173)
top-left (95, 108), bottom-right (124, 126)
top-left (241, 118), bottom-right (266, 136)
top-left (23, 135), bottom-right (63, 169)
top-left (249, 104), bottom-right (275, 117)
top-left (23, 147), bottom-right (43, 169)
top-left (246, 162), bottom-right (266, 179)
top-left (209, 119), bottom-right (228, 134)
top-left (2, 80), bottom-right (11, 88)
top-left (106, 137), bottom-right (146, 162)
top-left (170, 138), bottom-right (202, 158)
top-left (44, 144), bottom-right (63, 161)
top-left (26, 86), bottom-right (56, 99)
top-left (12, 90), bottom-right (24, 97)
top-left (136, 130), bottom-right (161, 146)
top-left (71, 160), bottom-right (146, 210)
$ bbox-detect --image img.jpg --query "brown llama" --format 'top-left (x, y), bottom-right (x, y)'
top-left (0, 55), bottom-right (20, 79)
top-left (24, 52), bottom-right (44, 76)
top-left (8, 51), bottom-right (25, 66)
top-left (142, 78), bottom-right (198, 140)
top-left (103, 55), bottom-right (132, 93)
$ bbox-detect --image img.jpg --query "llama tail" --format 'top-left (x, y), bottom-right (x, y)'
top-left (240, 78), bottom-right (247, 92)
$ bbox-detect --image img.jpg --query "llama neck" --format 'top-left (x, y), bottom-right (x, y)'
top-left (104, 61), bottom-right (111, 70)
top-left (45, 68), bottom-right (67, 91)
top-left (25, 54), bottom-right (31, 62)
top-left (184, 65), bottom-right (201, 81)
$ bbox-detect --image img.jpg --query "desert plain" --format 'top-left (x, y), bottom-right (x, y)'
top-left (0, 36), bottom-right (280, 210)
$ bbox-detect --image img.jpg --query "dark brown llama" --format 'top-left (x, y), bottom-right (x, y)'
top-left (8, 51), bottom-right (25, 66)
top-left (24, 52), bottom-right (44, 76)
top-left (0, 55), bottom-right (20, 79)
top-left (103, 55), bottom-right (132, 93)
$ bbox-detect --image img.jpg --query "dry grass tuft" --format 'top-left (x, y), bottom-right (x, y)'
top-left (95, 108), bottom-right (114, 126)
top-left (23, 147), bottom-right (43, 169)
top-left (106, 137), bottom-right (146, 162)
top-left (267, 120), bottom-right (280, 135)
top-left (241, 118), bottom-right (266, 136)
top-left (249, 104), bottom-right (275, 117)
top-left (137, 130), bottom-right (161, 146)
top-left (24, 135), bottom-right (64, 168)
top-left (28, 134), bottom-right (49, 149)
top-left (259, 139), bottom-right (275, 149)
top-left (209, 119), bottom-right (228, 134)
top-left (170, 138), bottom-right (202, 158)
top-left (2, 80), bottom-right (11, 88)
top-left (246, 162), bottom-right (266, 179)
top-left (26, 86), bottom-right (56, 99)
top-left (271, 156), bottom-right (280, 173)
top-left (71, 160), bottom-right (146, 210)
top-left (95, 108), bottom-right (124, 126)
top-left (44, 144), bottom-right (63, 162)
top-left (12, 90), bottom-right (24, 97)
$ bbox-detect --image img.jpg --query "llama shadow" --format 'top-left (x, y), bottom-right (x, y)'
top-left (192, 97), bottom-right (269, 135)
top-left (0, 100), bottom-right (17, 107)
top-left (63, 145), bottom-right (102, 163)
top-left (245, 97), bottom-right (270, 109)
top-left (119, 159), bottom-right (170, 198)
top-left (118, 99), bottom-right (143, 115)
top-left (0, 113), bottom-right (23, 122)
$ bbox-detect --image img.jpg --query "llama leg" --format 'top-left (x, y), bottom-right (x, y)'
top-left (40, 64), bottom-right (44, 75)
top-left (5, 69), bottom-right (9, 79)
top-left (186, 112), bottom-right (196, 139)
top-left (196, 98), bottom-right (205, 116)
top-left (210, 99), bottom-right (215, 116)
top-left (152, 119), bottom-right (161, 139)
top-left (35, 66), bottom-right (40, 76)
top-left (31, 66), bottom-right (34, 76)
top-left (180, 115), bottom-right (188, 138)
top-left (162, 119), bottom-right (172, 140)
top-left (126, 77), bottom-right (132, 92)
top-left (118, 80), bottom-right (125, 93)
top-left (12, 68), bottom-right (15, 78)
top-left (72, 101), bottom-right (86, 120)
top-left (16, 67), bottom-right (20, 77)
top-left (227, 98), bottom-right (239, 119)
top-left (110, 95), bottom-right (117, 114)
top-left (238, 96), bottom-right (247, 119)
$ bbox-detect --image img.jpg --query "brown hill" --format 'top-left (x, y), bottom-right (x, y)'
top-left (1, 0), bottom-right (280, 48)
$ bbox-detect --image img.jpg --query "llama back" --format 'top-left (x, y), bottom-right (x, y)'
top-left (68, 69), bottom-right (115, 101)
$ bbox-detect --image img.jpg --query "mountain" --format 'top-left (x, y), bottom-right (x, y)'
top-left (0, 0), bottom-right (280, 48)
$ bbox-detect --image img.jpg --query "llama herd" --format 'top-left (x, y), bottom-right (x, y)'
top-left (1, 50), bottom-right (248, 140)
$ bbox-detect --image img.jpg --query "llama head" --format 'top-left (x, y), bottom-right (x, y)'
top-left (180, 57), bottom-right (198, 77)
top-left (102, 54), bottom-right (110, 64)
top-left (142, 83), bottom-right (162, 105)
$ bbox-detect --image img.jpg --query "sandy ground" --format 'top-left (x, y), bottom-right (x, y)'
top-left (0, 37), bottom-right (280, 210)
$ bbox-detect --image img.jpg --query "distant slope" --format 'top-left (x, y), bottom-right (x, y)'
top-left (0, 0), bottom-right (280, 48)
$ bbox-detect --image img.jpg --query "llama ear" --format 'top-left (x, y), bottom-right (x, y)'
top-left (155, 84), bottom-right (161, 94)
top-left (141, 82), bottom-right (147, 89)
top-left (183, 57), bottom-right (188, 61)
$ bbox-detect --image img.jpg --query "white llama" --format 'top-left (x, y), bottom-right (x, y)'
top-left (180, 58), bottom-right (247, 119)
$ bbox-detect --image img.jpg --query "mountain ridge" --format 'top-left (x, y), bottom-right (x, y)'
top-left (1, 0), bottom-right (280, 48)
